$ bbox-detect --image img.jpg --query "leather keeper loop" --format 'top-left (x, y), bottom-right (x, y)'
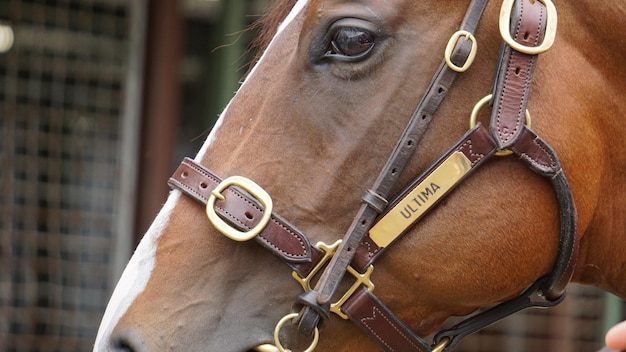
top-left (294, 291), bottom-right (330, 337)
top-left (362, 189), bottom-right (388, 214)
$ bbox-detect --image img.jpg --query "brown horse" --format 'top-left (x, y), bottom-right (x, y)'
top-left (95, 0), bottom-right (626, 351)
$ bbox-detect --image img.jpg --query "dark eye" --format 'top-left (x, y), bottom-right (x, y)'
top-left (326, 27), bottom-right (375, 60)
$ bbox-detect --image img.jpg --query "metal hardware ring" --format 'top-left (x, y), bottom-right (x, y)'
top-left (469, 94), bottom-right (531, 156)
top-left (274, 313), bottom-right (319, 352)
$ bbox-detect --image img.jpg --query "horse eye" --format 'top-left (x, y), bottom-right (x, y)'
top-left (326, 27), bottom-right (375, 59)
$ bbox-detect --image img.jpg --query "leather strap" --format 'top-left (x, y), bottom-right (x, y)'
top-left (343, 287), bottom-right (432, 352)
top-left (433, 277), bottom-right (564, 350)
top-left (488, 0), bottom-right (578, 301)
top-left (342, 126), bottom-right (497, 352)
top-left (512, 127), bottom-right (578, 300)
top-left (352, 125), bottom-right (497, 271)
top-left (295, 0), bottom-right (490, 335)
top-left (168, 158), bottom-right (325, 278)
top-left (490, 0), bottom-right (544, 150)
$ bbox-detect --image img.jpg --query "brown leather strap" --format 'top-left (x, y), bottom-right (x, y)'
top-left (490, 0), bottom-right (545, 149)
top-left (353, 124), bottom-right (497, 271)
top-left (512, 127), bottom-right (578, 300)
top-left (486, 0), bottom-right (579, 301)
top-left (168, 158), bottom-right (325, 278)
top-left (343, 287), bottom-right (432, 352)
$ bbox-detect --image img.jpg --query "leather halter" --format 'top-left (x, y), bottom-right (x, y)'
top-left (167, 0), bottom-right (579, 350)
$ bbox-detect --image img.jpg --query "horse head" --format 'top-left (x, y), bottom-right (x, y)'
top-left (95, 0), bottom-right (626, 351)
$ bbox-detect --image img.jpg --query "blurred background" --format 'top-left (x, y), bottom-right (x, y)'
top-left (0, 0), bottom-right (623, 351)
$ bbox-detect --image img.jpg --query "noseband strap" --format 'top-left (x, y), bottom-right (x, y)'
top-left (168, 0), bottom-right (580, 351)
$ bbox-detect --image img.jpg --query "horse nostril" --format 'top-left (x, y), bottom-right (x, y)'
top-left (108, 328), bottom-right (146, 352)
top-left (113, 342), bottom-right (134, 352)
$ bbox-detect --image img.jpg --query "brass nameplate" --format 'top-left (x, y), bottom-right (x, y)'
top-left (369, 151), bottom-right (473, 248)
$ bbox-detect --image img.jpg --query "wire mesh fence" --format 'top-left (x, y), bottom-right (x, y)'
top-left (0, 0), bottom-right (136, 350)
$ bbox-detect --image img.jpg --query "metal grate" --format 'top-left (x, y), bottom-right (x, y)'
top-left (0, 0), bottom-right (138, 350)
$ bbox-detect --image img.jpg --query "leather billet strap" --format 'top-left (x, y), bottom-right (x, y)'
top-left (168, 158), bottom-right (325, 278)
top-left (490, 0), bottom-right (544, 149)
top-left (343, 287), bottom-right (433, 352)
top-left (489, 0), bottom-right (579, 301)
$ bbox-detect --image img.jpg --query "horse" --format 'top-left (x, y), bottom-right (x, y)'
top-left (95, 0), bottom-right (626, 351)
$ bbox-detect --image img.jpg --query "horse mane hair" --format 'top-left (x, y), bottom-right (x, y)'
top-left (245, 0), bottom-right (298, 74)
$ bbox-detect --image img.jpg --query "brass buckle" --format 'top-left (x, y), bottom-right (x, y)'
top-left (206, 175), bottom-right (273, 242)
top-left (291, 241), bottom-right (375, 320)
top-left (499, 0), bottom-right (558, 55)
top-left (445, 30), bottom-right (477, 72)
top-left (469, 94), bottom-right (531, 157)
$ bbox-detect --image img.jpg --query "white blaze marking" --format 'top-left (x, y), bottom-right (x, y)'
top-left (94, 191), bottom-right (181, 349)
top-left (94, 1), bottom-right (310, 349)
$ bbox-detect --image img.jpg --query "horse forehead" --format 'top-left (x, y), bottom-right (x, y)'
top-left (195, 0), bottom-right (311, 161)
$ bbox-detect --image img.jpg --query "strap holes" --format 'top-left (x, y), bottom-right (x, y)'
top-left (523, 32), bottom-right (530, 40)
top-left (421, 114), bottom-right (430, 120)
top-left (245, 212), bottom-right (254, 220)
top-left (437, 86), bottom-right (446, 95)
top-left (200, 182), bottom-right (208, 189)
top-left (181, 171), bottom-right (188, 178)
top-left (515, 67), bottom-right (521, 75)
top-left (391, 168), bottom-right (398, 175)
